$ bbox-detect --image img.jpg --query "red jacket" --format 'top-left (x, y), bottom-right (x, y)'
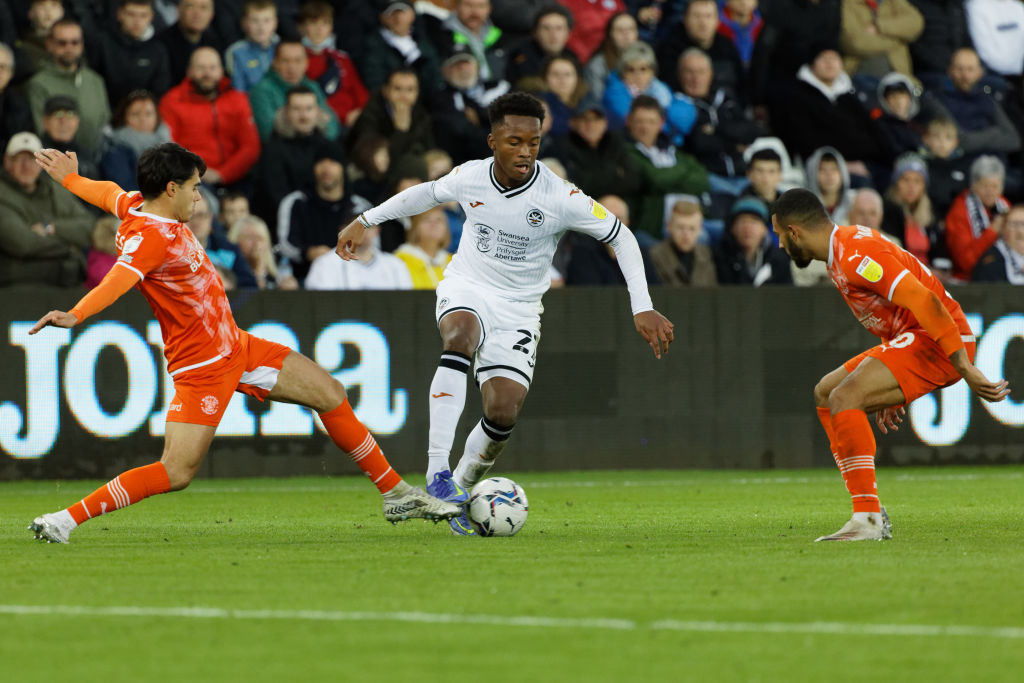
top-left (305, 46), bottom-right (369, 126)
top-left (944, 190), bottom-right (1005, 280)
top-left (159, 76), bottom-right (261, 184)
top-left (560, 0), bottom-right (626, 63)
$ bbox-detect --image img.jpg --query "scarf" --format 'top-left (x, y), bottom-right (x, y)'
top-left (380, 28), bottom-right (421, 65)
top-left (965, 191), bottom-right (1010, 238)
top-left (996, 240), bottom-right (1024, 284)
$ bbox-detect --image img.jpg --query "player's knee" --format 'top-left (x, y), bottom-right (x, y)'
top-left (813, 379), bottom-right (832, 407)
top-left (442, 330), bottom-right (477, 356)
top-left (483, 400), bottom-right (519, 427)
top-left (323, 377), bottom-right (348, 411)
top-left (827, 384), bottom-right (859, 415)
top-left (163, 463), bottom-right (196, 492)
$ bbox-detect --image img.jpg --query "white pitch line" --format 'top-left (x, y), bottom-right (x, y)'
top-left (0, 605), bottom-right (1021, 639)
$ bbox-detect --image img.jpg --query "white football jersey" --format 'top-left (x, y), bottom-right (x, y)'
top-left (430, 159), bottom-right (624, 301)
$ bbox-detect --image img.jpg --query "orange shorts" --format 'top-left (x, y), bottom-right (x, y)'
top-left (166, 330), bottom-right (292, 426)
top-left (844, 329), bottom-right (977, 405)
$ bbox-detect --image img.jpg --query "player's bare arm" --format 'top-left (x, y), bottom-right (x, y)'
top-left (34, 148), bottom-right (79, 183)
top-left (950, 349), bottom-right (1010, 402)
top-left (634, 310), bottom-right (674, 360)
top-left (335, 216), bottom-right (368, 261)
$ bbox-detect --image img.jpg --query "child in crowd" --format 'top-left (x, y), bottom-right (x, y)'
top-left (84, 215), bottom-right (119, 289)
top-left (219, 191), bottom-right (252, 233)
top-left (297, 0), bottom-right (368, 127)
top-left (225, 0), bottom-right (279, 92)
top-left (919, 117), bottom-right (971, 218)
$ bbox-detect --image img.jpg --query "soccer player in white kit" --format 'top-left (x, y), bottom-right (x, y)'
top-left (337, 92), bottom-right (674, 534)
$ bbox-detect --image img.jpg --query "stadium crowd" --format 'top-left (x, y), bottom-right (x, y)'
top-left (2, 0), bottom-right (1023, 290)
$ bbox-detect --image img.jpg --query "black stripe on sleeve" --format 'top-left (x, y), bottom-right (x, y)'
top-left (600, 219), bottom-right (622, 244)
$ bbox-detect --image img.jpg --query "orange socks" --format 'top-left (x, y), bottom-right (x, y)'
top-left (816, 406), bottom-right (840, 467)
top-left (320, 400), bottom-right (402, 493)
top-left (68, 462), bottom-right (171, 525)
top-left (831, 409), bottom-right (880, 513)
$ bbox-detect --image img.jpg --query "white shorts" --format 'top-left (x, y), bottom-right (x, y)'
top-left (435, 278), bottom-right (543, 388)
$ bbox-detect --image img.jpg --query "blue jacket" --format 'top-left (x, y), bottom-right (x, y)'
top-left (603, 71), bottom-right (696, 144)
top-left (225, 36), bottom-right (279, 93)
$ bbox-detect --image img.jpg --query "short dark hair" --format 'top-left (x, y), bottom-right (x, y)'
top-left (749, 149), bottom-right (782, 166)
top-left (119, 0), bottom-right (154, 8)
top-left (533, 4), bottom-right (574, 32)
top-left (285, 84), bottom-right (317, 103)
top-left (488, 91), bottom-right (545, 129)
top-left (629, 94), bottom-right (663, 117)
top-left (274, 39), bottom-right (306, 58)
top-left (772, 188), bottom-right (830, 230)
top-left (137, 143), bottom-right (207, 200)
top-left (112, 89), bottom-right (159, 128)
top-left (298, 0), bottom-right (333, 23)
top-left (48, 18), bottom-right (82, 40)
top-left (386, 66), bottom-right (419, 85)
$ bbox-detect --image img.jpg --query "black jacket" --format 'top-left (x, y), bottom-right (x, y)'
top-left (656, 30), bottom-right (744, 97)
top-left (683, 87), bottom-right (765, 176)
top-left (562, 130), bottom-right (642, 202)
top-left (87, 28), bottom-right (172, 107)
top-left (348, 90), bottom-right (435, 170)
top-left (282, 188), bottom-right (370, 281)
top-left (761, 0), bottom-right (842, 84)
top-left (714, 232), bottom-right (793, 285)
top-left (906, 0), bottom-right (968, 76)
top-left (157, 23), bottom-right (224, 87)
top-left (428, 83), bottom-right (495, 164)
top-left (253, 129), bottom-right (330, 229)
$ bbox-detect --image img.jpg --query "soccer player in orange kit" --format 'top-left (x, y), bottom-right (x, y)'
top-left (27, 143), bottom-right (459, 543)
top-left (771, 188), bottom-right (1010, 541)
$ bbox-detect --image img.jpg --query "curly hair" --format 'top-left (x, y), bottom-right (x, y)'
top-left (487, 91), bottom-right (545, 129)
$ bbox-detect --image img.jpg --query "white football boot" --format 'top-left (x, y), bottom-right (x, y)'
top-left (382, 482), bottom-right (461, 523)
top-left (28, 510), bottom-right (77, 544)
top-left (815, 507), bottom-right (892, 542)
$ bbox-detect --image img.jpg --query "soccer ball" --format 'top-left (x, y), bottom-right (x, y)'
top-left (466, 477), bottom-right (529, 537)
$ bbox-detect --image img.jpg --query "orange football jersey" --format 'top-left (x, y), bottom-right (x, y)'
top-left (109, 191), bottom-right (241, 375)
top-left (826, 224), bottom-right (972, 342)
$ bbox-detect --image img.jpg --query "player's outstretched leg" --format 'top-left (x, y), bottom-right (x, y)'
top-left (29, 462), bottom-right (172, 544)
top-left (425, 351), bottom-right (473, 506)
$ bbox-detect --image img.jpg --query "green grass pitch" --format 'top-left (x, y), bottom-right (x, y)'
top-left (3, 467), bottom-right (1023, 682)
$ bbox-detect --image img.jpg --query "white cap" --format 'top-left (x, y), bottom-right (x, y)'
top-left (5, 131), bottom-right (43, 157)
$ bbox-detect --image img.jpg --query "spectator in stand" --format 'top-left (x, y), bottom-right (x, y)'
top-left (219, 191), bottom-right (251, 232)
top-left (717, 0), bottom-right (764, 69)
top-left (490, 0), bottom-right (548, 45)
top-left (905, 0), bottom-right (968, 90)
top-left (540, 56), bottom-right (588, 138)
top-left (847, 188), bottom-right (885, 231)
top-left (936, 48), bottom-right (1021, 157)
top-left (250, 39), bottom-right (340, 141)
top-left (565, 193), bottom-right (660, 286)
top-left (678, 48), bottom-right (765, 181)
top-left (26, 18), bottom-right (110, 155)
top-left (278, 142), bottom-right (371, 282)
top-left (945, 155), bottom-right (1010, 281)
top-left (159, 47), bottom-right (261, 189)
top-left (919, 116), bottom-right (971, 217)
top-left (714, 196), bottom-right (792, 285)
top-left (157, 0), bottom-right (222, 87)
top-left (227, 214), bottom-right (299, 289)
top-left (39, 96), bottom-right (99, 179)
top-left (394, 206), bottom-right (453, 289)
top-left (347, 133), bottom-right (392, 204)
top-left (805, 146), bottom-right (855, 224)
top-left (89, 0), bottom-right (172, 107)
top-left (871, 73), bottom-right (926, 158)
top-left (881, 152), bottom-right (941, 264)
top-left (84, 215), bottom-right (119, 289)
top-left (655, 0), bottom-right (744, 95)
top-left (559, 0), bottom-right (626, 63)
top-left (17, 0), bottom-right (64, 74)
top-left (739, 147), bottom-right (784, 211)
top-left (604, 41), bottom-right (695, 138)
top-left (649, 198), bottom-right (718, 286)
top-left (297, 0), bottom-right (369, 128)
top-left (771, 42), bottom-right (887, 166)
top-left (839, 0), bottom-right (923, 83)
top-left (253, 84), bottom-right (332, 228)
top-left (0, 131), bottom-right (93, 286)
top-left (562, 98), bottom-right (641, 202)
top-left (425, 0), bottom-right (512, 83)
top-left (629, 1), bottom-right (689, 44)
top-left (964, 0), bottom-right (1024, 79)
top-left (0, 44), bottom-right (33, 152)
top-left (973, 203), bottom-right (1024, 283)
top-left (428, 45), bottom-right (508, 164)
top-left (360, 0), bottom-right (443, 96)
top-left (584, 12), bottom-right (638, 101)
top-left (762, 0), bottom-right (841, 92)
top-left (506, 4), bottom-right (578, 87)
top-left (187, 188), bottom-right (258, 289)
top-left (305, 224), bottom-right (412, 290)
top-left (348, 68), bottom-right (434, 173)
top-left (624, 95), bottom-right (709, 244)
top-left (99, 90), bottom-right (172, 190)
top-left (225, 0), bottom-right (280, 93)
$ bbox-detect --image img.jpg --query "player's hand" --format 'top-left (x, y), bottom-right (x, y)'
top-left (634, 310), bottom-right (674, 359)
top-left (29, 310), bottom-right (78, 335)
top-left (335, 219), bottom-right (368, 261)
top-left (963, 365), bottom-right (1010, 402)
top-left (34, 148), bottom-right (79, 184)
top-left (875, 406), bottom-right (905, 434)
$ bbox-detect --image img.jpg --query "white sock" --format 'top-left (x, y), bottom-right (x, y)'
top-left (54, 509), bottom-right (78, 531)
top-left (453, 417), bottom-right (514, 488)
top-left (426, 352), bottom-right (471, 483)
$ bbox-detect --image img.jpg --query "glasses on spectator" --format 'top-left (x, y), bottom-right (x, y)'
top-left (625, 63), bottom-right (652, 72)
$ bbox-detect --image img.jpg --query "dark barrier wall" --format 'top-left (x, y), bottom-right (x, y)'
top-left (1, 285), bottom-right (1021, 479)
